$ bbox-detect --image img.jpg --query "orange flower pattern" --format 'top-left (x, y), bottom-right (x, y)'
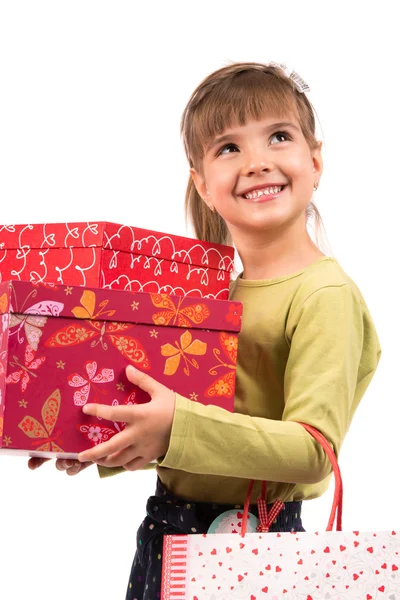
top-left (71, 290), bottom-right (115, 321)
top-left (161, 330), bottom-right (207, 377)
top-left (45, 289), bottom-right (150, 370)
top-left (205, 332), bottom-right (238, 398)
top-left (150, 293), bottom-right (210, 328)
top-left (0, 292), bottom-right (8, 314)
top-left (18, 388), bottom-right (64, 452)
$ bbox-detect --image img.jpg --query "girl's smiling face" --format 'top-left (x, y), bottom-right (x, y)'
top-left (191, 114), bottom-right (323, 241)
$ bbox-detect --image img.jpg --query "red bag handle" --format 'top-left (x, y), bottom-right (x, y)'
top-left (241, 423), bottom-right (343, 536)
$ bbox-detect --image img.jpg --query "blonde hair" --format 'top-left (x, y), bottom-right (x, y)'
top-left (181, 62), bottom-right (331, 254)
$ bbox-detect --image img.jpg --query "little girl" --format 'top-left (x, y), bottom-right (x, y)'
top-left (29, 62), bottom-right (381, 600)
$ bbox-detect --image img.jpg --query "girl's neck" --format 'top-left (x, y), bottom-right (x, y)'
top-left (234, 220), bottom-right (325, 281)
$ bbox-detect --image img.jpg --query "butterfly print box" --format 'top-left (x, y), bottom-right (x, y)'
top-left (0, 280), bottom-right (242, 458)
top-left (0, 222), bottom-right (235, 299)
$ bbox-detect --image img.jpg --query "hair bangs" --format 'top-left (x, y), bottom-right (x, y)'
top-left (187, 70), bottom-right (299, 169)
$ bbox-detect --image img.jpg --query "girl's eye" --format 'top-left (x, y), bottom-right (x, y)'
top-left (218, 143), bottom-right (239, 156)
top-left (216, 131), bottom-right (291, 156)
top-left (270, 131), bottom-right (291, 144)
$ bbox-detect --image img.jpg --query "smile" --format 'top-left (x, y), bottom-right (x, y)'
top-left (240, 185), bottom-right (287, 201)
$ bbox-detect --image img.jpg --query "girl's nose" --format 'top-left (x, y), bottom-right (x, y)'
top-left (241, 158), bottom-right (271, 177)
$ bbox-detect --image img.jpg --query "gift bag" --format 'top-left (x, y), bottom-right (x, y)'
top-left (161, 424), bottom-right (400, 599)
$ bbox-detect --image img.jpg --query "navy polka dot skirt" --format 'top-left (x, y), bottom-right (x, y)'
top-left (125, 477), bottom-right (305, 600)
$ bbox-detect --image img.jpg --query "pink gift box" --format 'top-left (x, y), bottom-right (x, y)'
top-left (0, 279), bottom-right (242, 458)
top-left (0, 222), bottom-right (235, 298)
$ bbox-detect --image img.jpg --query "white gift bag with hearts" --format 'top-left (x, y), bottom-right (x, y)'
top-left (161, 424), bottom-right (400, 600)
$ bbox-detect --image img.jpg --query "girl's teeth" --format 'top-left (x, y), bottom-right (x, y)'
top-left (244, 186), bottom-right (283, 199)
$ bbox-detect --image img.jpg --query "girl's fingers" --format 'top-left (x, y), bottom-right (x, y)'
top-left (95, 447), bottom-right (136, 468)
top-left (122, 456), bottom-right (148, 472)
top-left (78, 429), bottom-right (131, 462)
top-left (126, 365), bottom-right (159, 395)
top-left (56, 459), bottom-right (75, 471)
top-left (66, 461), bottom-right (93, 476)
top-left (28, 457), bottom-right (94, 474)
top-left (82, 402), bottom-right (133, 423)
top-left (56, 459), bottom-right (93, 475)
top-left (28, 457), bottom-right (50, 470)
top-left (97, 452), bottom-right (150, 470)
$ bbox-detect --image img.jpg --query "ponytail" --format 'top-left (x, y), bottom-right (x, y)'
top-left (184, 176), bottom-right (232, 246)
top-left (306, 200), bottom-right (334, 257)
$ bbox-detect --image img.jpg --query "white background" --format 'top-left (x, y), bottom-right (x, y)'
top-left (0, 2), bottom-right (398, 599)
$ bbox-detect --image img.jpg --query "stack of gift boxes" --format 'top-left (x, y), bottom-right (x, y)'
top-left (0, 222), bottom-right (242, 458)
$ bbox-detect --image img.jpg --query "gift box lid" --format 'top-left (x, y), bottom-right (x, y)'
top-left (0, 280), bottom-right (242, 333)
top-left (0, 222), bottom-right (235, 272)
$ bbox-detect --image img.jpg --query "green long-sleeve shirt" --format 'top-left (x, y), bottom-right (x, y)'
top-left (100, 256), bottom-right (381, 506)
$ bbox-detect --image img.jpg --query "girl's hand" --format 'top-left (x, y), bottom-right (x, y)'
top-left (77, 365), bottom-right (176, 471)
top-left (28, 457), bottom-right (94, 475)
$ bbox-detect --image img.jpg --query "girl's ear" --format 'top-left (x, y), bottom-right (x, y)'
top-left (190, 168), bottom-right (208, 204)
top-left (312, 141), bottom-right (323, 178)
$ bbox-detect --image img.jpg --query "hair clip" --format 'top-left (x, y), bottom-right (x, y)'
top-left (267, 62), bottom-right (311, 94)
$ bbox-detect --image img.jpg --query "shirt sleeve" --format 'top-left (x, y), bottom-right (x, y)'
top-left (158, 284), bottom-right (381, 484)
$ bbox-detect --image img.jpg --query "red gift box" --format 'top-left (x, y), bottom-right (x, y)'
top-left (0, 279), bottom-right (242, 457)
top-left (0, 222), bottom-right (235, 299)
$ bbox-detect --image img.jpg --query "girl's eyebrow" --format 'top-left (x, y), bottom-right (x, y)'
top-left (207, 121), bottom-right (301, 152)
